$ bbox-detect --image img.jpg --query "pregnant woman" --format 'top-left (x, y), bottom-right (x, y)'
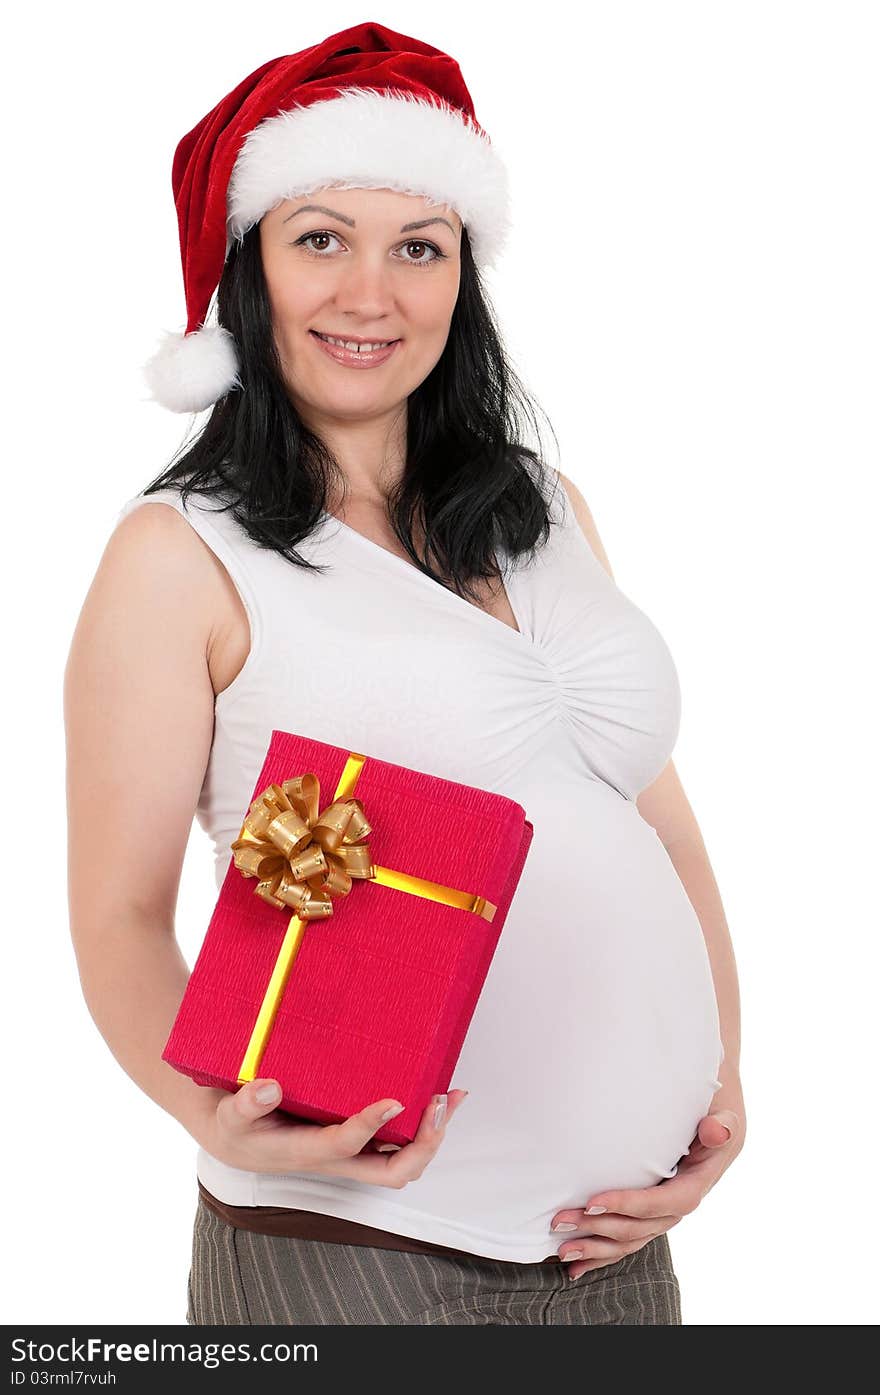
top-left (64, 22), bottom-right (746, 1326)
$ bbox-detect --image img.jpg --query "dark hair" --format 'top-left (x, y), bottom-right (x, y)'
top-left (141, 219), bottom-right (563, 605)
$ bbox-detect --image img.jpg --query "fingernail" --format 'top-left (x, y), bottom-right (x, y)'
top-left (433, 1094), bottom-right (448, 1129)
top-left (565, 1249), bottom-right (585, 1261)
top-left (377, 1143), bottom-right (401, 1152)
top-left (585, 1205), bottom-right (607, 1215)
top-left (255, 1083), bottom-right (280, 1104)
top-left (381, 1102), bottom-right (405, 1121)
top-left (552, 1222), bottom-right (578, 1232)
top-left (720, 1124), bottom-right (732, 1140)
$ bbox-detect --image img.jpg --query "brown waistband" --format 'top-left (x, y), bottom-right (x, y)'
top-left (197, 1179), bottom-right (562, 1266)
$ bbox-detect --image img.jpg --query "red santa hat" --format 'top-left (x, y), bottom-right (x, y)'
top-left (142, 20), bottom-right (512, 414)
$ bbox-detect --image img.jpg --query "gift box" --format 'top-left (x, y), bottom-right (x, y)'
top-left (163, 730), bottom-right (534, 1145)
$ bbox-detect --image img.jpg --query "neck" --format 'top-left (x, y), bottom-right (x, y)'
top-left (297, 402), bottom-right (408, 512)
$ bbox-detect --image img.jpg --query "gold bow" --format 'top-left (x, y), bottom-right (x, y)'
top-left (231, 751), bottom-right (497, 1086)
top-left (230, 772), bottom-right (375, 921)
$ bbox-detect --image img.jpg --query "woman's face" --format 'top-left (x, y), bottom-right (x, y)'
top-left (259, 187), bottom-right (462, 425)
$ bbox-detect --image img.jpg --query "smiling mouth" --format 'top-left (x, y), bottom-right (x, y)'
top-left (310, 331), bottom-right (401, 352)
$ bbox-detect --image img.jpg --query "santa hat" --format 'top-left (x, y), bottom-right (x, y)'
top-left (142, 20), bottom-right (512, 414)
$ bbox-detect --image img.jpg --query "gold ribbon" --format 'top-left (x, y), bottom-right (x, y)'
top-left (231, 751), bottom-right (497, 1084)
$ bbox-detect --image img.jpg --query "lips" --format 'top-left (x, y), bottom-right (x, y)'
top-left (311, 331), bottom-right (400, 349)
top-left (308, 331), bottom-right (403, 368)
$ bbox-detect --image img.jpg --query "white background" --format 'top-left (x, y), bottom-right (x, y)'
top-left (3, 0), bottom-right (878, 1326)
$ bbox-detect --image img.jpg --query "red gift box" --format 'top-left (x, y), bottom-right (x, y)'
top-left (163, 730), bottom-right (534, 1145)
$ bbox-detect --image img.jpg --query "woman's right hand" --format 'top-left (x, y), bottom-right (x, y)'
top-left (198, 1080), bottom-right (470, 1189)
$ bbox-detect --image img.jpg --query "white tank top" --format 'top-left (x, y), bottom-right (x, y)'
top-left (115, 478), bottom-right (723, 1263)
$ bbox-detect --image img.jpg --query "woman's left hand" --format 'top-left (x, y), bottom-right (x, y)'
top-left (550, 1105), bottom-right (745, 1280)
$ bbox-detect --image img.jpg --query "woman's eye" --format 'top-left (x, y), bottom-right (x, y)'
top-left (293, 231), bottom-right (445, 268)
top-left (397, 240), bottom-right (443, 267)
top-left (297, 231), bottom-right (342, 257)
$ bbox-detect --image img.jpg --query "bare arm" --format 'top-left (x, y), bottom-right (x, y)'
top-left (64, 502), bottom-right (227, 1150)
top-left (64, 501), bottom-right (467, 1179)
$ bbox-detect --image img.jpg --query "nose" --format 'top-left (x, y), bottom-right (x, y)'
top-left (332, 255), bottom-right (397, 321)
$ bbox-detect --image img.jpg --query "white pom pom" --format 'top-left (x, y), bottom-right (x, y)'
top-left (142, 324), bottom-right (242, 413)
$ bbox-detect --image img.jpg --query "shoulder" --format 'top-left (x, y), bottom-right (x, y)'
top-left (556, 471), bottom-right (615, 580)
top-left (110, 496), bottom-right (220, 589)
top-left (111, 495), bottom-right (251, 696)
top-left (107, 496), bottom-right (235, 643)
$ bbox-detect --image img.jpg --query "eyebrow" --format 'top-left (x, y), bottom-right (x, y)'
top-left (282, 203), bottom-right (458, 235)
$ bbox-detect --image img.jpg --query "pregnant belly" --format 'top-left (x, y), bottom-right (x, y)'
top-left (397, 776), bottom-right (725, 1248)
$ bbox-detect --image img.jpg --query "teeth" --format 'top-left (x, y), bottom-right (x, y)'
top-left (316, 333), bottom-right (394, 352)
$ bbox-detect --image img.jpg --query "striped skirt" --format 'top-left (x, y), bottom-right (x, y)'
top-left (186, 1191), bottom-right (682, 1325)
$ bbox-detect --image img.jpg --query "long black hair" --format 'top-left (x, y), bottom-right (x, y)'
top-left (141, 219), bottom-right (562, 605)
